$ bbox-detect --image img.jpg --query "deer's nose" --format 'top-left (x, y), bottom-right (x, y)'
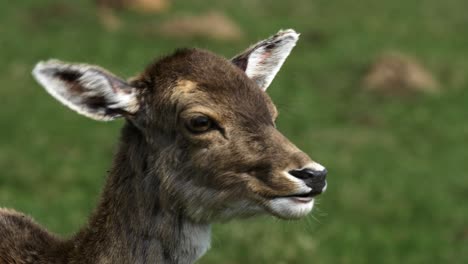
top-left (289, 168), bottom-right (327, 182)
top-left (289, 167), bottom-right (327, 193)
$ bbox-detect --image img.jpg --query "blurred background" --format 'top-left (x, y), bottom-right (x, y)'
top-left (1, 0), bottom-right (467, 263)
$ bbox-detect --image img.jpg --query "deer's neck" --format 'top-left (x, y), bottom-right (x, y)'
top-left (70, 123), bottom-right (211, 264)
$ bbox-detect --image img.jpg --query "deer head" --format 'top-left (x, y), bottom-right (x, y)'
top-left (32, 29), bottom-right (327, 222)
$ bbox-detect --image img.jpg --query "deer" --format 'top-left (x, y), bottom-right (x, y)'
top-left (0, 29), bottom-right (327, 264)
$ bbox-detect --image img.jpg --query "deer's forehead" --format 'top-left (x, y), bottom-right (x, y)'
top-left (169, 79), bottom-right (276, 121)
top-left (170, 80), bottom-right (198, 101)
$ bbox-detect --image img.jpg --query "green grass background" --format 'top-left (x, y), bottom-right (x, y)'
top-left (1, 0), bottom-right (467, 263)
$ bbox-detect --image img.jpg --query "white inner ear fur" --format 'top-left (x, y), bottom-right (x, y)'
top-left (233, 29), bottom-right (299, 91)
top-left (32, 60), bottom-right (139, 121)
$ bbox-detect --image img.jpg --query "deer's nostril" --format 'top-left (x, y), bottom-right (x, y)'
top-left (289, 169), bottom-right (310, 179)
top-left (289, 168), bottom-right (328, 194)
top-left (289, 168), bottom-right (327, 181)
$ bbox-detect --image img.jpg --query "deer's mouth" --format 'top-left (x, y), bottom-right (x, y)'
top-left (273, 178), bottom-right (327, 201)
top-left (265, 196), bottom-right (315, 219)
top-left (261, 188), bottom-right (325, 219)
top-left (272, 186), bottom-right (324, 200)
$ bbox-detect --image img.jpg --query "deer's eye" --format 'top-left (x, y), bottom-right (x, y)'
top-left (186, 115), bottom-right (213, 133)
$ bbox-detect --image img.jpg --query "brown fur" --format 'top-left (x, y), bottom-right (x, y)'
top-left (1, 48), bottom-right (321, 263)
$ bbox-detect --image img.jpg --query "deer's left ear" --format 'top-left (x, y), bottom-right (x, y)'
top-left (231, 29), bottom-right (299, 91)
top-left (32, 60), bottom-right (140, 121)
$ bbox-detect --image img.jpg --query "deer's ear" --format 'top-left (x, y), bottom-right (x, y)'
top-left (231, 29), bottom-right (299, 91)
top-left (32, 60), bottom-right (140, 121)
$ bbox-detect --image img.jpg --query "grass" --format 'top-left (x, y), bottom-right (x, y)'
top-left (1, 0), bottom-right (468, 263)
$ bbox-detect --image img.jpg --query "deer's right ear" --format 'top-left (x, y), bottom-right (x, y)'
top-left (231, 29), bottom-right (299, 91)
top-left (32, 60), bottom-right (140, 121)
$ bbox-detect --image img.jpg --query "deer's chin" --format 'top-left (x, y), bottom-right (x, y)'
top-left (266, 197), bottom-right (315, 219)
